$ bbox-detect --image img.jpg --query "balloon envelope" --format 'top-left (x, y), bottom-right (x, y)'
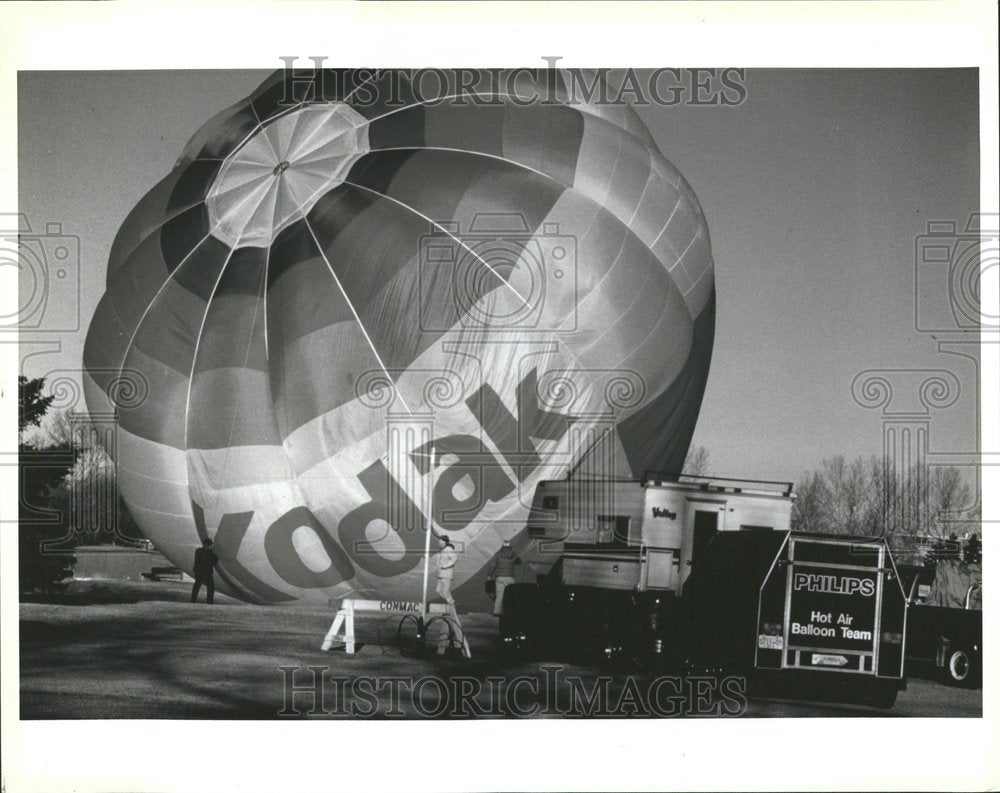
top-left (83, 69), bottom-right (716, 604)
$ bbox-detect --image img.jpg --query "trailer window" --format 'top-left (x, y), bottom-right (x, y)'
top-left (542, 496), bottom-right (559, 510)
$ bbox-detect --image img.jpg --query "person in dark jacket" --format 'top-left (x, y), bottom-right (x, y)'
top-left (486, 540), bottom-right (520, 616)
top-left (191, 538), bottom-right (219, 604)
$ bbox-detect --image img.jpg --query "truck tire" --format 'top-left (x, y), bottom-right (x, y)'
top-left (867, 682), bottom-right (898, 710)
top-left (945, 647), bottom-right (979, 687)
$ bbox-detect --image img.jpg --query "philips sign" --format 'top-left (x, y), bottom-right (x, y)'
top-left (793, 572), bottom-right (875, 597)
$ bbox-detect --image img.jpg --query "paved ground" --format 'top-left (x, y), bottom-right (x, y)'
top-left (20, 580), bottom-right (981, 719)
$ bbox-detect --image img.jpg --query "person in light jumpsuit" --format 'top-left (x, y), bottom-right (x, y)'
top-left (435, 535), bottom-right (458, 610)
top-left (487, 540), bottom-right (520, 616)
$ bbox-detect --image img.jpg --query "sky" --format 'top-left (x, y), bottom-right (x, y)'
top-left (16, 68), bottom-right (981, 486)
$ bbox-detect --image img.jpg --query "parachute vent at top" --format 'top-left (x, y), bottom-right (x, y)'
top-left (84, 68), bottom-right (717, 604)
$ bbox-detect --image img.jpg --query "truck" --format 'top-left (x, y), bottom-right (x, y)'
top-left (500, 472), bottom-right (908, 709)
top-left (743, 530), bottom-right (906, 708)
top-left (903, 558), bottom-right (982, 687)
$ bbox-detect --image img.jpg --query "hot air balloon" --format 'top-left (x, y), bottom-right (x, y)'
top-left (83, 68), bottom-right (715, 604)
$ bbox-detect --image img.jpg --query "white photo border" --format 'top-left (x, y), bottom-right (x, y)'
top-left (1, 2), bottom-right (997, 792)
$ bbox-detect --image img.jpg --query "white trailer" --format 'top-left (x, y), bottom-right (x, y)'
top-left (516, 473), bottom-right (795, 593)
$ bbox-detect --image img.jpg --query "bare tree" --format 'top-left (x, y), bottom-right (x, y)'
top-left (791, 470), bottom-right (830, 532)
top-left (927, 465), bottom-right (973, 537)
top-left (791, 454), bottom-right (978, 558)
top-left (821, 456), bottom-right (874, 535)
top-left (683, 445), bottom-right (710, 477)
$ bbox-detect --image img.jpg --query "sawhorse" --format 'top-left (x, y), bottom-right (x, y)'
top-left (320, 598), bottom-right (471, 658)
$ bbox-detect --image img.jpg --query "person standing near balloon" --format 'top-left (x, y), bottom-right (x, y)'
top-left (435, 535), bottom-right (458, 612)
top-left (190, 538), bottom-right (219, 604)
top-left (487, 540), bottom-right (520, 617)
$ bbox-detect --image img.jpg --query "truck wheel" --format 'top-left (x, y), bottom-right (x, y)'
top-left (867, 683), bottom-right (898, 710)
top-left (946, 648), bottom-right (976, 686)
